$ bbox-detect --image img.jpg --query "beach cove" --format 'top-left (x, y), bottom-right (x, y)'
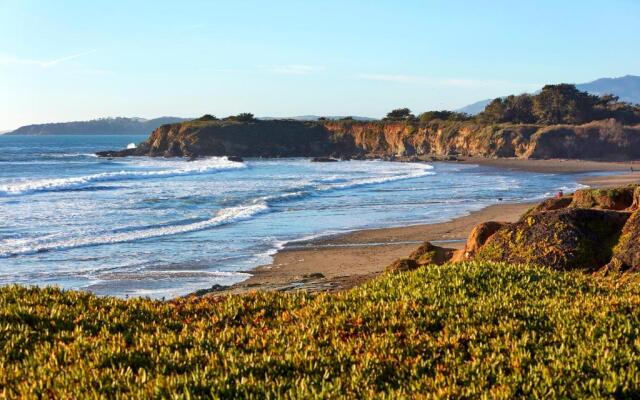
top-left (0, 135), bottom-right (615, 299)
top-left (215, 159), bottom-right (640, 296)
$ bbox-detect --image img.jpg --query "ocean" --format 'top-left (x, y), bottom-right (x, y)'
top-left (0, 135), bottom-right (588, 298)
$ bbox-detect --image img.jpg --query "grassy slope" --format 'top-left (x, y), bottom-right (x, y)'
top-left (2, 262), bottom-right (640, 398)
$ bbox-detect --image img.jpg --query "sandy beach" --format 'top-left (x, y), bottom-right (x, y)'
top-left (206, 159), bottom-right (640, 296)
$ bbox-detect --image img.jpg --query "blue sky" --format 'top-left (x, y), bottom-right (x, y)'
top-left (1, 0), bottom-right (639, 130)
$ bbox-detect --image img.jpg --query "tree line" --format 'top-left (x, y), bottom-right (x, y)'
top-left (194, 84), bottom-right (639, 127)
top-left (383, 84), bottom-right (640, 125)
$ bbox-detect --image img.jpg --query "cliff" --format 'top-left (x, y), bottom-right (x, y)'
top-left (98, 118), bottom-right (640, 161)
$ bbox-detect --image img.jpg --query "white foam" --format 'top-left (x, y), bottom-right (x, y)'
top-left (0, 156), bottom-right (244, 195)
top-left (317, 165), bottom-right (435, 191)
top-left (1, 160), bottom-right (436, 258)
top-left (97, 270), bottom-right (252, 279)
top-left (0, 203), bottom-right (268, 257)
top-left (46, 152), bottom-right (99, 158)
top-left (540, 182), bottom-right (589, 199)
top-left (126, 143), bottom-right (137, 149)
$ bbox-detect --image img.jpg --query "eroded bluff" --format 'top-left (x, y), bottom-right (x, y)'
top-left (97, 119), bottom-right (640, 160)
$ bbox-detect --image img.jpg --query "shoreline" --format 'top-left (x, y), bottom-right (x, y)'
top-left (202, 159), bottom-right (640, 297)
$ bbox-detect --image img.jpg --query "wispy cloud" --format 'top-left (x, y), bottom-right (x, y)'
top-left (358, 73), bottom-right (540, 90)
top-left (0, 50), bottom-right (97, 67)
top-left (42, 50), bottom-right (96, 66)
top-left (270, 64), bottom-right (324, 75)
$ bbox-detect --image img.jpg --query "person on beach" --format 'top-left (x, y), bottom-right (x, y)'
top-left (556, 190), bottom-right (564, 199)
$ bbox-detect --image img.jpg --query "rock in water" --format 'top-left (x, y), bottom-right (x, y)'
top-left (227, 156), bottom-right (244, 162)
top-left (311, 157), bottom-right (338, 162)
top-left (95, 148), bottom-right (139, 157)
top-left (475, 209), bottom-right (630, 271)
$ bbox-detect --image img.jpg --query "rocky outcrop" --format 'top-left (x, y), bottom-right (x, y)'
top-left (570, 185), bottom-right (638, 210)
top-left (408, 242), bottom-right (454, 265)
top-left (385, 241), bottom-right (453, 272)
top-left (632, 187), bottom-right (640, 210)
top-left (386, 185), bottom-right (640, 274)
top-left (607, 211), bottom-right (640, 272)
top-left (469, 186), bottom-right (640, 272)
top-left (97, 118), bottom-right (640, 161)
top-left (523, 196), bottom-right (574, 217)
top-left (385, 258), bottom-right (420, 273)
top-left (458, 221), bottom-right (509, 260)
top-left (475, 209), bottom-right (630, 271)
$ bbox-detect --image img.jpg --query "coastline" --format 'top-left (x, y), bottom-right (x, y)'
top-left (203, 159), bottom-right (640, 297)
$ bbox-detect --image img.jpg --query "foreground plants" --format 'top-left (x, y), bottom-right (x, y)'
top-left (2, 262), bottom-right (640, 398)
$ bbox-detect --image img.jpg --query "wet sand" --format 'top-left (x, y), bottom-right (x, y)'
top-left (203, 159), bottom-right (640, 296)
top-left (459, 157), bottom-right (640, 174)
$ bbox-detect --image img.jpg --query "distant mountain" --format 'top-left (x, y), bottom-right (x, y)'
top-left (6, 117), bottom-right (189, 136)
top-left (576, 75), bottom-right (640, 104)
top-left (457, 75), bottom-right (640, 115)
top-left (260, 115), bottom-right (377, 121)
top-left (456, 100), bottom-right (493, 116)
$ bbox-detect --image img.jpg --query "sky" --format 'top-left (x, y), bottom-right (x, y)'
top-left (0, 0), bottom-right (639, 131)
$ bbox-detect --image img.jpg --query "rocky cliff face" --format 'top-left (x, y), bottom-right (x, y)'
top-left (98, 118), bottom-right (640, 161)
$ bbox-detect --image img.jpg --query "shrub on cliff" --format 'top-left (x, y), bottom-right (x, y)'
top-left (197, 114), bottom-right (218, 121)
top-left (225, 113), bottom-right (256, 122)
top-left (532, 84), bottom-right (599, 124)
top-left (3, 263), bottom-right (640, 398)
top-left (418, 110), bottom-right (471, 123)
top-left (479, 94), bottom-right (536, 124)
top-left (383, 108), bottom-right (416, 121)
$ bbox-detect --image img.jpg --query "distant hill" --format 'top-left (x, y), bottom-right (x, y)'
top-left (457, 75), bottom-right (640, 115)
top-left (6, 117), bottom-right (189, 136)
top-left (260, 115), bottom-right (376, 121)
top-left (455, 99), bottom-right (492, 116)
top-left (577, 75), bottom-right (640, 104)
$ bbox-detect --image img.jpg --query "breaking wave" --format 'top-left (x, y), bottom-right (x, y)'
top-left (0, 202), bottom-right (268, 257)
top-left (0, 162), bottom-right (435, 257)
top-left (0, 157), bottom-right (245, 196)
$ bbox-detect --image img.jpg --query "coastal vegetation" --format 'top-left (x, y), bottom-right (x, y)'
top-left (364, 84), bottom-right (640, 126)
top-left (3, 262), bottom-right (640, 398)
top-left (477, 84), bottom-right (640, 125)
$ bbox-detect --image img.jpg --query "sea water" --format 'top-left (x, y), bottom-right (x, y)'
top-left (0, 135), bottom-right (588, 298)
